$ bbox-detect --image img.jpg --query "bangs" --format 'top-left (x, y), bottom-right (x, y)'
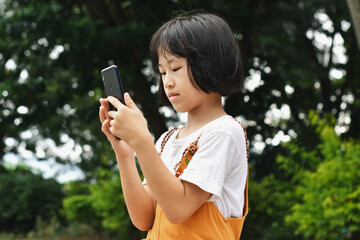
top-left (149, 21), bottom-right (189, 66)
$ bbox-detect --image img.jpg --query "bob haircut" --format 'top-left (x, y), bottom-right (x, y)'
top-left (149, 11), bottom-right (244, 106)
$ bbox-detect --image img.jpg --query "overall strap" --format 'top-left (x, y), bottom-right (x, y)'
top-left (158, 127), bottom-right (202, 178)
top-left (174, 134), bottom-right (202, 178)
top-left (159, 128), bottom-right (177, 155)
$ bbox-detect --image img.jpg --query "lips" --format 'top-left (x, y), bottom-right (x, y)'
top-left (168, 93), bottom-right (179, 101)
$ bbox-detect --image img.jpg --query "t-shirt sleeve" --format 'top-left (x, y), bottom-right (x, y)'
top-left (179, 130), bottom-right (242, 200)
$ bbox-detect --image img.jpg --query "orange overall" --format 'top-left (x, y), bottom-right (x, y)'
top-left (145, 121), bottom-right (249, 240)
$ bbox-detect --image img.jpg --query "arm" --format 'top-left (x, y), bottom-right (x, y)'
top-left (107, 95), bottom-right (211, 224)
top-left (135, 135), bottom-right (211, 224)
top-left (116, 155), bottom-right (156, 231)
top-left (99, 99), bottom-right (156, 230)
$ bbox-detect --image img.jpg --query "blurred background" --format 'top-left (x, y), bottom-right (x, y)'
top-left (0, 0), bottom-right (359, 239)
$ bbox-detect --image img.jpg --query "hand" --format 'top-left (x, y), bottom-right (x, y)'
top-left (107, 93), bottom-right (152, 151)
top-left (99, 98), bottom-right (134, 161)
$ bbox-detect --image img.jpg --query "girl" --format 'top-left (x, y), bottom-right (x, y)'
top-left (99, 12), bottom-right (249, 239)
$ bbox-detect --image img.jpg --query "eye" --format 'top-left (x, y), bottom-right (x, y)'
top-left (173, 67), bottom-right (181, 72)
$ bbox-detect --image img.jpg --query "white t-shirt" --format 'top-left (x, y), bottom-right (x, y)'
top-left (144, 115), bottom-right (248, 218)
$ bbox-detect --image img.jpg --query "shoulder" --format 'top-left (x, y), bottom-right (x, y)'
top-left (202, 116), bottom-right (246, 141)
top-left (196, 116), bottom-right (248, 155)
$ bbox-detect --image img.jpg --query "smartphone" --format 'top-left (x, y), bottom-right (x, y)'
top-left (101, 65), bottom-right (125, 111)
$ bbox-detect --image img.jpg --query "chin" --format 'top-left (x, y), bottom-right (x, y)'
top-left (172, 105), bottom-right (188, 113)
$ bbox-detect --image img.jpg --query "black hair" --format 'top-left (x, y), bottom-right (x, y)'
top-left (149, 11), bottom-right (244, 106)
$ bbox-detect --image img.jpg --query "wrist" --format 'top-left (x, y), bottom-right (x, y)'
top-left (116, 154), bottom-right (134, 167)
top-left (132, 131), bottom-right (153, 153)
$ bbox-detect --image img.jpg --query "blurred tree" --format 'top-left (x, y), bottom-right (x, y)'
top-left (0, 165), bottom-right (64, 233)
top-left (346, 0), bottom-right (360, 49)
top-left (242, 112), bottom-right (360, 240)
top-left (1, 0), bottom-right (359, 181)
top-left (62, 182), bottom-right (103, 234)
top-left (63, 169), bottom-right (144, 239)
top-left (0, 0), bottom-right (170, 179)
top-left (0, 0), bottom-right (359, 179)
top-left (220, 0), bottom-right (360, 178)
top-left (285, 111), bottom-right (360, 240)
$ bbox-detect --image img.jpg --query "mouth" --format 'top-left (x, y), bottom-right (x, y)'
top-left (168, 93), bottom-right (179, 101)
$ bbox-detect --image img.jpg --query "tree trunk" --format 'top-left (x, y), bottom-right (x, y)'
top-left (347, 0), bottom-right (360, 51)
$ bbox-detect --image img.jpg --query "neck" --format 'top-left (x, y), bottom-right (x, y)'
top-left (180, 94), bottom-right (227, 137)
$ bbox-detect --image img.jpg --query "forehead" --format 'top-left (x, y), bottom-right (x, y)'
top-left (157, 49), bottom-right (181, 66)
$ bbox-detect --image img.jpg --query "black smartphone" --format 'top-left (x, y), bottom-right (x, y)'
top-left (101, 65), bottom-right (125, 111)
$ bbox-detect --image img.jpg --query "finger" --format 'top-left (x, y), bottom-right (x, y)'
top-left (107, 96), bottom-right (123, 110)
top-left (101, 98), bottom-right (115, 121)
top-left (100, 98), bottom-right (109, 115)
top-left (102, 119), bottom-right (118, 142)
top-left (100, 98), bottom-right (110, 113)
top-left (109, 126), bottom-right (118, 139)
top-left (99, 106), bottom-right (106, 123)
top-left (107, 110), bottom-right (117, 119)
top-left (100, 98), bottom-right (107, 108)
top-left (124, 92), bottom-right (138, 111)
top-left (101, 119), bottom-right (112, 137)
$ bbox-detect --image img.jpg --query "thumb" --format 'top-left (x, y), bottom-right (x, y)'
top-left (124, 92), bottom-right (138, 110)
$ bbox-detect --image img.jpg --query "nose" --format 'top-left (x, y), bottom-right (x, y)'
top-left (163, 74), bottom-right (174, 89)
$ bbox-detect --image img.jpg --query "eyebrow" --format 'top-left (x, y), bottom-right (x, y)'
top-left (158, 57), bottom-right (178, 67)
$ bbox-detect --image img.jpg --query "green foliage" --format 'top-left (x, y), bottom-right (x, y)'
top-left (243, 173), bottom-right (302, 240)
top-left (62, 180), bottom-right (105, 235)
top-left (285, 112), bottom-right (360, 239)
top-left (244, 112), bottom-right (360, 240)
top-left (62, 170), bottom-right (144, 239)
top-left (63, 194), bottom-right (100, 227)
top-left (89, 173), bottom-right (129, 232)
top-left (0, 165), bottom-right (64, 234)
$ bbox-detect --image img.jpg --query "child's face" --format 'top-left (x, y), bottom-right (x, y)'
top-left (158, 51), bottom-right (207, 113)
